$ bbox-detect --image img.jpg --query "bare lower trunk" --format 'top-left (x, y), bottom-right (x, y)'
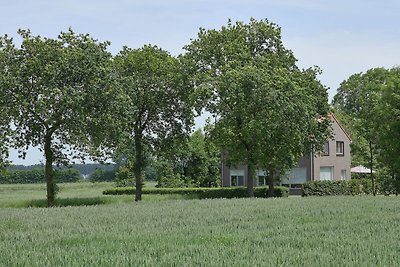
top-left (134, 134), bottom-right (143, 202)
top-left (267, 169), bottom-right (275, 198)
top-left (247, 164), bottom-right (255, 197)
top-left (44, 135), bottom-right (55, 207)
top-left (369, 140), bottom-right (376, 196)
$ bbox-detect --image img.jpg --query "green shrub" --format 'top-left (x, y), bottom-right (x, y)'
top-left (89, 169), bottom-right (116, 182)
top-left (303, 180), bottom-right (375, 196)
top-left (55, 169), bottom-right (81, 183)
top-left (103, 186), bottom-right (288, 199)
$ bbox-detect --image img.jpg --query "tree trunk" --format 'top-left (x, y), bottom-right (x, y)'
top-left (267, 169), bottom-right (275, 198)
top-left (369, 140), bottom-right (376, 196)
top-left (247, 164), bottom-right (255, 197)
top-left (44, 135), bottom-right (55, 207)
top-left (134, 134), bottom-right (143, 202)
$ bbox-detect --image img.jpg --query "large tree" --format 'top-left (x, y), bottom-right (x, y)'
top-left (0, 29), bottom-right (113, 207)
top-left (113, 45), bottom-right (195, 201)
top-left (332, 68), bottom-right (390, 195)
top-left (375, 68), bottom-right (400, 185)
top-left (184, 18), bottom-right (330, 197)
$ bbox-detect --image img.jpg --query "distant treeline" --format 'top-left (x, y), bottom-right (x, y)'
top-left (7, 164), bottom-right (116, 176)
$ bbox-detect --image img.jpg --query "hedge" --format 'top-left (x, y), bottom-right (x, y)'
top-left (302, 179), bottom-right (374, 196)
top-left (103, 186), bottom-right (289, 199)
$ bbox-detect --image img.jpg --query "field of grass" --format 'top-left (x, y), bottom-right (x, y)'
top-left (0, 192), bottom-right (399, 266)
top-left (0, 181), bottom-right (169, 208)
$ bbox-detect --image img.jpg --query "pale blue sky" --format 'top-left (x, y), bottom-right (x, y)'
top-left (2, 0), bottom-right (399, 165)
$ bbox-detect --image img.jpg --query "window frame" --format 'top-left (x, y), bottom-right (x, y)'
top-left (320, 166), bottom-right (333, 181)
top-left (230, 169), bottom-right (245, 187)
top-left (231, 175), bottom-right (244, 186)
top-left (336, 141), bottom-right (345, 156)
top-left (340, 169), bottom-right (347, 180)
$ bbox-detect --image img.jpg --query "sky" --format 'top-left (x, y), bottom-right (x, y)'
top-left (2, 0), bottom-right (400, 165)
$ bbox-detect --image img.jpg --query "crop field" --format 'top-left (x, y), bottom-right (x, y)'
top-left (0, 191), bottom-right (399, 266)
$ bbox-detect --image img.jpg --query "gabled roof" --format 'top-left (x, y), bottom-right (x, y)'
top-left (329, 112), bottom-right (352, 143)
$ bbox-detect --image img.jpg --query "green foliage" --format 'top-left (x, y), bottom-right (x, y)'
top-left (375, 68), bottom-right (400, 181)
top-left (0, 168), bottom-right (81, 184)
top-left (333, 67), bottom-right (400, 193)
top-left (184, 18), bottom-right (330, 196)
top-left (114, 164), bottom-right (135, 187)
top-left (302, 179), bottom-right (382, 196)
top-left (0, 29), bottom-right (113, 206)
top-left (182, 129), bottom-right (220, 187)
top-left (332, 68), bottom-right (388, 167)
top-left (112, 45), bottom-right (196, 201)
top-left (154, 129), bottom-right (220, 188)
top-left (103, 186), bottom-right (288, 198)
top-left (157, 174), bottom-right (193, 188)
top-left (89, 169), bottom-right (116, 182)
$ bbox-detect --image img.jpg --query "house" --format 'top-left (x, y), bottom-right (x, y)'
top-left (221, 113), bottom-right (351, 188)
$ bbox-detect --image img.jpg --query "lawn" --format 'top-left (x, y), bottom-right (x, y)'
top-left (0, 192), bottom-right (399, 266)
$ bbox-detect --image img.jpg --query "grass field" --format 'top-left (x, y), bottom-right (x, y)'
top-left (0, 184), bottom-right (399, 266)
top-left (0, 181), bottom-right (176, 208)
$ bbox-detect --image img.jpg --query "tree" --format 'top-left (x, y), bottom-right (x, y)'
top-left (375, 68), bottom-right (400, 189)
top-left (333, 68), bottom-right (390, 195)
top-left (0, 29), bottom-right (113, 207)
top-left (0, 38), bottom-right (13, 169)
top-left (183, 129), bottom-right (220, 187)
top-left (113, 45), bottom-right (195, 201)
top-left (184, 18), bottom-right (330, 197)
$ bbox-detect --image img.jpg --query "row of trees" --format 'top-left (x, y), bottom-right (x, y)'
top-left (0, 18), bottom-right (331, 207)
top-left (333, 67), bottom-right (400, 194)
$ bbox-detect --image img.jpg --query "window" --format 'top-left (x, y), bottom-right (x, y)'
top-left (281, 168), bottom-right (307, 184)
top-left (322, 142), bottom-right (329, 156)
top-left (231, 176), bottom-right (244, 186)
top-left (320, 167), bottom-right (333, 180)
top-left (230, 169), bottom-right (244, 187)
top-left (257, 170), bottom-right (267, 186)
top-left (258, 176), bottom-right (266, 186)
top-left (340, 169), bottom-right (347, 180)
top-left (336, 141), bottom-right (344, 156)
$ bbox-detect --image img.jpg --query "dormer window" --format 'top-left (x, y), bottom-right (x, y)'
top-left (336, 141), bottom-right (344, 156)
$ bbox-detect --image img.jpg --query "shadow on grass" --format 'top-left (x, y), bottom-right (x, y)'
top-left (27, 196), bottom-right (131, 208)
top-left (5, 194), bottom-right (198, 208)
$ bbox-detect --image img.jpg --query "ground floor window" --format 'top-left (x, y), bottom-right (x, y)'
top-left (341, 169), bottom-right (347, 180)
top-left (281, 167), bottom-right (307, 184)
top-left (320, 166), bottom-right (333, 180)
top-left (230, 169), bottom-right (244, 186)
top-left (257, 170), bottom-right (267, 186)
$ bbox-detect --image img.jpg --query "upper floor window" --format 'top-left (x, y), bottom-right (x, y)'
top-left (322, 142), bottom-right (329, 156)
top-left (336, 141), bottom-right (344, 156)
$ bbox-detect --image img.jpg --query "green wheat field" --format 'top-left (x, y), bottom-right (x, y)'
top-left (0, 183), bottom-right (399, 266)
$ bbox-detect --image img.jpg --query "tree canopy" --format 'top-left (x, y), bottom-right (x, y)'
top-left (333, 67), bottom-right (400, 194)
top-left (113, 45), bottom-right (196, 201)
top-left (0, 29), bottom-right (113, 206)
top-left (184, 18), bottom-right (330, 196)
